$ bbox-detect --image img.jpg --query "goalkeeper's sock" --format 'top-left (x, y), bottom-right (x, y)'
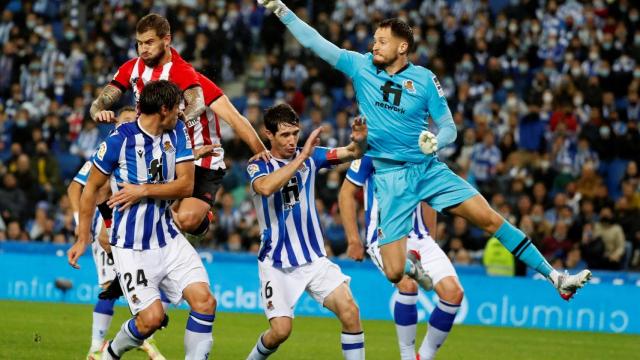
top-left (394, 292), bottom-right (418, 360)
top-left (418, 300), bottom-right (459, 360)
top-left (493, 220), bottom-right (554, 277)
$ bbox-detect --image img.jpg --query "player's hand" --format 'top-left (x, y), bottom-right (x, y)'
top-left (67, 240), bottom-right (88, 269)
top-left (108, 183), bottom-right (146, 211)
top-left (350, 116), bottom-right (368, 145)
top-left (257, 0), bottom-right (289, 17)
top-left (346, 240), bottom-right (365, 262)
top-left (418, 130), bottom-right (438, 155)
top-left (93, 110), bottom-right (117, 123)
top-left (194, 144), bottom-right (222, 160)
top-left (249, 149), bottom-right (272, 163)
top-left (301, 127), bottom-right (323, 159)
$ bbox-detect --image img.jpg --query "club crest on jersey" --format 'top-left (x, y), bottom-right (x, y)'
top-left (298, 163), bottom-right (308, 173)
top-left (79, 161), bottom-right (92, 176)
top-left (377, 228), bottom-right (384, 240)
top-left (247, 164), bottom-right (260, 177)
top-left (131, 294), bottom-right (140, 305)
top-left (267, 301), bottom-right (274, 311)
top-left (164, 141), bottom-right (175, 153)
top-left (403, 80), bottom-right (416, 94)
top-left (96, 142), bottom-right (107, 161)
top-left (432, 75), bottom-right (445, 97)
top-left (349, 159), bottom-right (361, 172)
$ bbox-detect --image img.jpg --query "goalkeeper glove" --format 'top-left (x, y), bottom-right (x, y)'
top-left (418, 130), bottom-right (438, 155)
top-left (257, 0), bottom-right (290, 18)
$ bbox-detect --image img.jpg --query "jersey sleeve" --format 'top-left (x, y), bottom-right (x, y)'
top-left (175, 122), bottom-right (194, 164)
top-left (172, 62), bottom-right (200, 91)
top-left (310, 146), bottom-right (341, 170)
top-left (72, 161), bottom-right (93, 186)
top-left (425, 70), bottom-right (456, 149)
top-left (335, 51), bottom-right (370, 79)
top-left (199, 74), bottom-right (224, 106)
top-left (345, 155), bottom-right (374, 187)
top-left (247, 161), bottom-right (269, 189)
top-left (110, 58), bottom-right (136, 92)
top-left (92, 134), bottom-right (124, 176)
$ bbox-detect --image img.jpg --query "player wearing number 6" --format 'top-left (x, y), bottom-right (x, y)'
top-left (257, 0), bottom-right (591, 307)
top-left (68, 80), bottom-right (216, 360)
top-left (245, 104), bottom-right (367, 360)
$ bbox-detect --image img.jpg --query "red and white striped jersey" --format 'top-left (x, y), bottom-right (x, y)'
top-left (110, 48), bottom-right (200, 103)
top-left (189, 73), bottom-right (226, 170)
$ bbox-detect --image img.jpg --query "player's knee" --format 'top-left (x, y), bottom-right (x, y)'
top-left (384, 267), bottom-right (404, 284)
top-left (271, 322), bottom-right (292, 343)
top-left (441, 283), bottom-right (464, 305)
top-left (176, 211), bottom-right (202, 233)
top-left (479, 211), bottom-right (504, 234)
top-left (192, 291), bottom-right (216, 314)
top-left (137, 310), bottom-right (165, 334)
top-left (397, 276), bottom-right (418, 294)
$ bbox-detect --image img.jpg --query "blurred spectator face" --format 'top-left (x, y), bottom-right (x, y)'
top-left (228, 233), bottom-right (242, 251)
top-left (35, 141), bottom-right (48, 156)
top-left (566, 247), bottom-right (582, 269)
top-left (553, 222), bottom-right (568, 241)
top-left (3, 173), bottom-right (17, 189)
top-left (336, 112), bottom-right (348, 128)
top-left (599, 207), bottom-right (614, 225)
top-left (372, 26), bottom-right (408, 67)
top-left (136, 29), bottom-right (169, 67)
top-left (452, 217), bottom-right (468, 235)
top-left (326, 171), bottom-right (340, 190)
top-left (7, 221), bottom-right (21, 240)
top-left (16, 154), bottom-right (30, 173)
top-left (553, 193), bottom-right (567, 209)
top-left (221, 193), bottom-right (234, 211)
top-left (482, 132), bottom-right (495, 147)
top-left (10, 143), bottom-right (22, 157)
top-left (531, 204), bottom-right (545, 222)
top-left (520, 216), bottom-right (534, 234)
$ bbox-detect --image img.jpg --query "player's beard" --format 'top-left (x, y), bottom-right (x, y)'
top-left (373, 53), bottom-right (397, 68)
top-left (142, 47), bottom-right (166, 68)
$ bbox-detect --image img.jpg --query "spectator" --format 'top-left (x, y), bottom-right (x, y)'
top-left (69, 120), bottom-right (99, 160)
top-left (593, 207), bottom-right (627, 270)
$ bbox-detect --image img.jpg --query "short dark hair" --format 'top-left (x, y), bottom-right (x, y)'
top-left (136, 13), bottom-right (171, 37)
top-left (138, 80), bottom-right (182, 115)
top-left (264, 103), bottom-right (299, 134)
top-left (118, 105), bottom-right (136, 116)
top-left (378, 18), bottom-right (414, 53)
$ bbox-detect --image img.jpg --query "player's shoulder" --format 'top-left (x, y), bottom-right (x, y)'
top-left (110, 121), bottom-right (136, 139)
top-left (117, 57), bottom-right (139, 71)
top-left (247, 159), bottom-right (269, 178)
top-left (410, 64), bottom-right (435, 78)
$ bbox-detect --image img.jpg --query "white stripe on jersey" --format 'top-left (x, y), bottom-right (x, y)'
top-left (192, 107), bottom-right (225, 170)
top-left (130, 58), bottom-right (174, 103)
top-left (252, 153), bottom-right (326, 268)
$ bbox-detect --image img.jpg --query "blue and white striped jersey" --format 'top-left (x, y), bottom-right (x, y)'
top-left (345, 155), bottom-right (430, 247)
top-left (93, 119), bottom-right (193, 250)
top-left (247, 147), bottom-right (335, 268)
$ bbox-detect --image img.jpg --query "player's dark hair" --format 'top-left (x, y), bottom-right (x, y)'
top-left (138, 80), bottom-right (182, 115)
top-left (378, 18), bottom-right (415, 53)
top-left (118, 105), bottom-right (136, 116)
top-left (264, 103), bottom-right (300, 134)
top-left (136, 13), bottom-right (171, 38)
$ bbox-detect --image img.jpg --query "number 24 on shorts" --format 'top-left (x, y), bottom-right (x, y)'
top-left (123, 269), bottom-right (148, 292)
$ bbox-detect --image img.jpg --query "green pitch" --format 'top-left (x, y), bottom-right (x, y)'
top-left (0, 300), bottom-right (637, 359)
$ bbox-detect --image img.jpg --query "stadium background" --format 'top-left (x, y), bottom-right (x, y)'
top-left (1, 0), bottom-right (640, 358)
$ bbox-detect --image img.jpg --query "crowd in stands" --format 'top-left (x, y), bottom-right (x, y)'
top-left (1, 0), bottom-right (639, 273)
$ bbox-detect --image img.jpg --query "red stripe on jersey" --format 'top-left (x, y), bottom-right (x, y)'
top-left (151, 64), bottom-right (164, 81)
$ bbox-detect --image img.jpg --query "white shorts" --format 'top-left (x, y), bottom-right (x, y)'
top-left (368, 234), bottom-right (458, 286)
top-left (111, 235), bottom-right (210, 315)
top-left (258, 257), bottom-right (350, 319)
top-left (92, 240), bottom-right (116, 286)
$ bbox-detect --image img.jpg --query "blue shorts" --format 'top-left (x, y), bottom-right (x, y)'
top-left (373, 157), bottom-right (478, 246)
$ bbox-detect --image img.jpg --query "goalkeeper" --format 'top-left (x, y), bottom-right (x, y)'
top-left (256, 0), bottom-right (591, 302)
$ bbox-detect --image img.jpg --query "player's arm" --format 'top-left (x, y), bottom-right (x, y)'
top-left (109, 161), bottom-right (195, 210)
top-left (211, 94), bottom-right (268, 156)
top-left (252, 128), bottom-right (322, 196)
top-left (89, 84), bottom-right (123, 123)
top-left (67, 180), bottom-right (83, 224)
top-left (421, 202), bottom-right (437, 239)
top-left (421, 72), bottom-right (456, 152)
top-left (183, 86), bottom-right (207, 128)
top-left (68, 168), bottom-right (110, 269)
top-left (338, 178), bottom-right (365, 261)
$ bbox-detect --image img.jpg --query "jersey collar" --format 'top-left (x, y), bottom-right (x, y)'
top-left (375, 62), bottom-right (411, 77)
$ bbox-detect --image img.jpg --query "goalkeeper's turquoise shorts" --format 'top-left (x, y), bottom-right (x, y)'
top-left (373, 156), bottom-right (478, 246)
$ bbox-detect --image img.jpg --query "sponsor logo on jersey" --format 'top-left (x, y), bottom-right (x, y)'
top-left (432, 76), bottom-right (445, 97)
top-left (96, 142), bottom-right (107, 161)
top-left (247, 164), bottom-right (260, 177)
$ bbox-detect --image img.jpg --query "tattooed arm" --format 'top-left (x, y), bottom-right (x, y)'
top-left (183, 86), bottom-right (206, 127)
top-left (90, 84), bottom-right (123, 123)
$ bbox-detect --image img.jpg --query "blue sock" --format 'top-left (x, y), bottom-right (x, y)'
top-left (494, 220), bottom-right (553, 277)
top-left (185, 311), bottom-right (214, 359)
top-left (394, 292), bottom-right (418, 359)
top-left (419, 300), bottom-right (459, 359)
top-left (94, 298), bottom-right (116, 316)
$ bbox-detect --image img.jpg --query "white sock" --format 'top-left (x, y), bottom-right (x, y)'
top-left (90, 299), bottom-right (115, 352)
top-left (394, 292), bottom-right (418, 360)
top-left (419, 300), bottom-right (459, 360)
top-left (185, 311), bottom-right (214, 360)
top-left (109, 318), bottom-right (145, 358)
top-left (247, 334), bottom-right (278, 360)
top-left (548, 269), bottom-right (560, 287)
top-left (341, 332), bottom-right (365, 360)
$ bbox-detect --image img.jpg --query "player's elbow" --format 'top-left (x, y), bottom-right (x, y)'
top-left (253, 181), bottom-right (275, 197)
top-left (181, 181), bottom-right (194, 199)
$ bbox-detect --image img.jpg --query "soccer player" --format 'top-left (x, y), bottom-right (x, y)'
top-left (68, 81), bottom-right (215, 360)
top-left (339, 155), bottom-right (463, 360)
top-left (245, 104), bottom-right (367, 360)
top-left (257, 0), bottom-right (591, 301)
top-left (67, 107), bottom-right (166, 360)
